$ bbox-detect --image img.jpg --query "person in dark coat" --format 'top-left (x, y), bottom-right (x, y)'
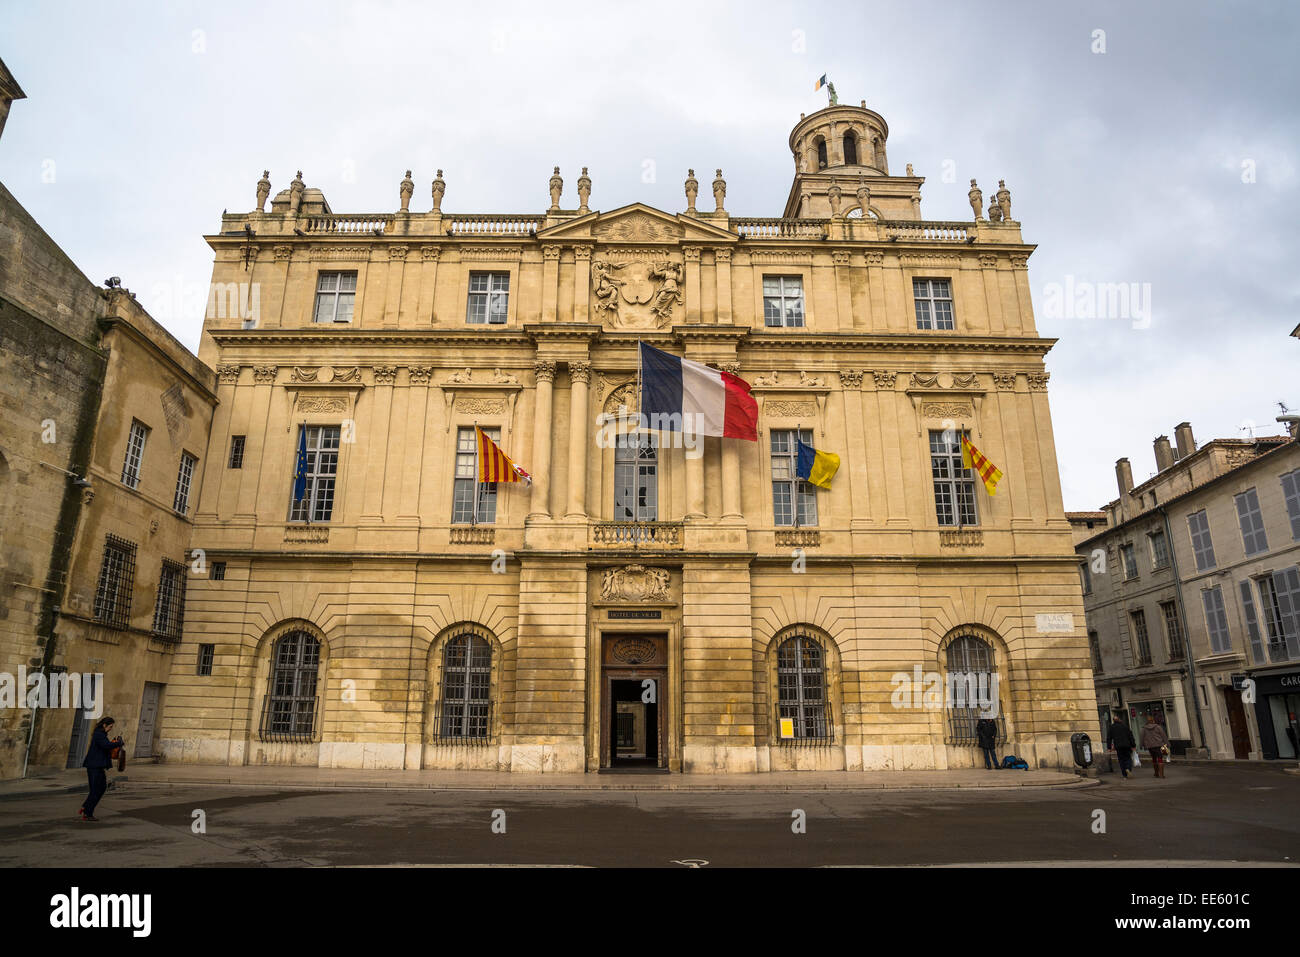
top-left (975, 717), bottom-right (999, 769)
top-left (80, 717), bottom-right (123, 821)
top-left (1107, 713), bottom-right (1137, 779)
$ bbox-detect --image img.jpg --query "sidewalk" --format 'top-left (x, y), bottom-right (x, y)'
top-left (0, 763), bottom-right (1092, 798)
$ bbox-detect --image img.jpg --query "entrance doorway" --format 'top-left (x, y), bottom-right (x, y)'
top-left (1222, 686), bottom-right (1252, 759)
top-left (600, 633), bottom-right (667, 771)
top-left (135, 682), bottom-right (164, 759)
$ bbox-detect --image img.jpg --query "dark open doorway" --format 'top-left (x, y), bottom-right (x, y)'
top-left (608, 677), bottom-right (659, 768)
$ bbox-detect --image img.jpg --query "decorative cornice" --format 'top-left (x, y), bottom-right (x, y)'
top-left (459, 246), bottom-right (523, 262)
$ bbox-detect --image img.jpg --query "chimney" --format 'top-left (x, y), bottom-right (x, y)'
top-left (1115, 458), bottom-right (1134, 497)
top-left (1153, 435), bottom-right (1174, 472)
top-left (1174, 422), bottom-right (1196, 459)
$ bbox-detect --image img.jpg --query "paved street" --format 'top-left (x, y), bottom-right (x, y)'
top-left (0, 763), bottom-right (1296, 867)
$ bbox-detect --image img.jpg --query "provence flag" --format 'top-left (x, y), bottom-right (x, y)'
top-left (796, 440), bottom-right (840, 490)
top-left (961, 434), bottom-right (1004, 496)
top-left (476, 427), bottom-right (530, 485)
top-left (638, 341), bottom-right (758, 440)
top-left (292, 427), bottom-right (308, 502)
top-left (815, 74), bottom-right (828, 91)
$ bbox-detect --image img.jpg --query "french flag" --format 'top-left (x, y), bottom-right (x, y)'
top-left (638, 342), bottom-right (759, 440)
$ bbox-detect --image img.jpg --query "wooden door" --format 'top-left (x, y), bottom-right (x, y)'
top-left (135, 682), bottom-right (163, 759)
top-left (1222, 686), bottom-right (1251, 759)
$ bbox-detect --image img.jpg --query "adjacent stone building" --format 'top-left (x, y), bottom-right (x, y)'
top-left (156, 98), bottom-right (1096, 774)
top-left (1073, 419), bottom-right (1300, 760)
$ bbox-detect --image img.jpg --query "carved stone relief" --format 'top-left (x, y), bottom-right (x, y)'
top-left (600, 565), bottom-right (671, 602)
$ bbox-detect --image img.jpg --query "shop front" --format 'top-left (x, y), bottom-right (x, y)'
top-left (1252, 670), bottom-right (1300, 760)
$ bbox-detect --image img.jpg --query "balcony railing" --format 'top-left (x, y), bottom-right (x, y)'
top-left (444, 214), bottom-right (544, 237)
top-left (258, 694), bottom-right (318, 743)
top-left (880, 220), bottom-right (970, 242)
top-left (303, 214), bottom-right (394, 235)
top-left (450, 527), bottom-right (495, 545)
top-left (591, 521), bottom-right (683, 548)
top-left (284, 525), bottom-right (330, 544)
top-left (775, 529), bottom-right (820, 547)
top-left (734, 217), bottom-right (828, 240)
top-left (939, 529), bottom-right (984, 547)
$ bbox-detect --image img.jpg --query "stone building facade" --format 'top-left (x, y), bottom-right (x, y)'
top-left (1073, 420), bottom-right (1300, 761)
top-left (159, 101), bottom-right (1096, 773)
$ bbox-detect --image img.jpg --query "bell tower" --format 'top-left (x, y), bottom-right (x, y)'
top-left (783, 99), bottom-right (924, 220)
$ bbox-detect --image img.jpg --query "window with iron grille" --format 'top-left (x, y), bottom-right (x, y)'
top-left (121, 420), bottom-right (149, 490)
top-left (1160, 600), bottom-right (1184, 661)
top-left (262, 631), bottom-right (320, 740)
top-left (173, 452), bottom-right (197, 514)
top-left (197, 643), bottom-right (214, 676)
top-left (228, 435), bottom-right (245, 469)
top-left (944, 634), bottom-right (1002, 744)
top-left (466, 272), bottom-right (509, 324)
top-left (211, 561), bottom-right (226, 581)
top-left (1130, 608), bottom-right (1152, 666)
top-left (1282, 470), bottom-right (1300, 541)
top-left (1235, 488), bottom-right (1269, 556)
top-left (1149, 529), bottom-right (1170, 570)
top-left (776, 634), bottom-right (829, 740)
top-left (151, 559), bottom-right (187, 641)
top-left (614, 429), bottom-right (657, 521)
top-left (1201, 585), bottom-right (1231, 654)
top-left (930, 430), bottom-right (977, 527)
top-left (1088, 631), bottom-right (1103, 673)
top-left (771, 429), bottom-right (817, 527)
top-left (1121, 543), bottom-right (1138, 580)
top-left (913, 278), bottom-right (954, 330)
top-left (313, 271), bottom-right (357, 323)
top-left (451, 426), bottom-right (498, 524)
top-left (92, 535), bottom-right (136, 629)
top-left (288, 425), bottom-right (341, 522)
top-left (762, 276), bottom-right (805, 327)
top-left (439, 633), bottom-right (492, 739)
top-left (1187, 509), bottom-right (1216, 571)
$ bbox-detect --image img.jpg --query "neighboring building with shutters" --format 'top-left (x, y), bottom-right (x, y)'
top-left (1073, 420), bottom-right (1300, 760)
top-left (156, 97), bottom-right (1095, 773)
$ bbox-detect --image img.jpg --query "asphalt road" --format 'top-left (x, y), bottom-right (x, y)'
top-left (1, 764), bottom-right (1297, 868)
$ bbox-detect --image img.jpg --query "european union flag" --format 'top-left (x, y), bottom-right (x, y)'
top-left (292, 427), bottom-right (308, 502)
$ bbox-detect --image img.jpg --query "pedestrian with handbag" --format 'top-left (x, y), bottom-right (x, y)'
top-left (1107, 713), bottom-right (1137, 779)
top-left (1140, 713), bottom-right (1170, 779)
top-left (79, 716), bottom-right (124, 822)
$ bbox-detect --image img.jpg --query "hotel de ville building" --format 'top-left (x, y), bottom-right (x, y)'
top-left (159, 99), bottom-right (1098, 774)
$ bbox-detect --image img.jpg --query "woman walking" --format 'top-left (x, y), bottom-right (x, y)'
top-left (1140, 713), bottom-right (1170, 779)
top-left (79, 716), bottom-right (123, 821)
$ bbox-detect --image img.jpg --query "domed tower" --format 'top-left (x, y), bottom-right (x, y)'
top-left (783, 99), bottom-right (923, 220)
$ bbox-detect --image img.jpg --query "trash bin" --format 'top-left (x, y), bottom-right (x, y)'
top-left (1070, 731), bottom-right (1093, 768)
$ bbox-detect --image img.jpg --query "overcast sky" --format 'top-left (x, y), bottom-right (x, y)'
top-left (1, 0), bottom-right (1296, 510)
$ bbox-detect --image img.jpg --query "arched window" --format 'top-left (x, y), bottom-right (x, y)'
top-left (944, 633), bottom-right (1001, 745)
top-left (777, 633), bottom-right (829, 739)
top-left (261, 631), bottom-right (321, 741)
top-left (439, 632), bottom-right (492, 739)
top-left (843, 131), bottom-right (859, 165)
top-left (614, 429), bottom-right (657, 522)
top-left (816, 138), bottom-right (828, 169)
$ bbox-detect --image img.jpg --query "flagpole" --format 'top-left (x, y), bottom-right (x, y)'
top-left (957, 422), bottom-right (965, 531)
top-left (472, 421), bottom-right (480, 528)
top-left (793, 421), bottom-right (801, 530)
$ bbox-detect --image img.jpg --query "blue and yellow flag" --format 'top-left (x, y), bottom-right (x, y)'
top-left (796, 440), bottom-right (840, 490)
top-left (814, 74), bottom-right (828, 91)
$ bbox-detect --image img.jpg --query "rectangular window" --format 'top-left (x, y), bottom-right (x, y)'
top-left (313, 271), bottom-right (357, 323)
top-left (1282, 470), bottom-right (1300, 540)
top-left (288, 425), bottom-right (341, 522)
top-left (1160, 600), bottom-right (1184, 661)
top-left (1235, 488), bottom-right (1269, 556)
top-left (1088, 631), bottom-right (1103, 673)
top-left (211, 561), bottom-right (226, 581)
top-left (1121, 543), bottom-right (1138, 581)
top-left (1201, 585), bottom-right (1231, 654)
top-left (1148, 529), bottom-right (1169, 570)
top-left (121, 420), bottom-right (149, 490)
top-left (228, 435), bottom-right (245, 469)
top-left (1130, 608), bottom-right (1152, 666)
top-left (614, 430), bottom-right (658, 522)
top-left (1240, 579), bottom-right (1265, 664)
top-left (1080, 562), bottom-right (1092, 596)
top-left (929, 429), bottom-right (977, 526)
top-left (173, 452), bottom-right (197, 514)
top-left (452, 426), bottom-right (498, 524)
top-left (197, 644), bottom-right (215, 676)
top-left (762, 276), bottom-right (805, 327)
top-left (1187, 509), bottom-right (1216, 571)
top-left (913, 278), bottom-right (954, 330)
top-left (151, 559), bottom-right (187, 642)
top-left (466, 272), bottom-right (510, 324)
top-left (771, 429), bottom-right (817, 527)
top-left (1259, 568), bottom-right (1300, 662)
top-left (93, 535), bottom-right (137, 630)
top-left (1257, 574), bottom-right (1285, 659)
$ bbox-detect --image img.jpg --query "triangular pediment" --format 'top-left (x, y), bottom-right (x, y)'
top-left (536, 202), bottom-right (736, 244)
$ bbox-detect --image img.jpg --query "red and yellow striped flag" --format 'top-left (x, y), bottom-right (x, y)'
top-left (476, 427), bottom-right (530, 484)
top-left (961, 434), bottom-right (1003, 496)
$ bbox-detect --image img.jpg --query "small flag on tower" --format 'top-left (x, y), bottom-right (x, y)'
top-left (961, 434), bottom-right (1003, 496)
top-left (814, 74), bottom-right (828, 91)
top-left (476, 427), bottom-right (531, 485)
top-left (796, 440), bottom-right (840, 490)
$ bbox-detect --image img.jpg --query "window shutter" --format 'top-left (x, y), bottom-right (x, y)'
top-left (1271, 566), bottom-right (1300, 660)
top-left (1239, 580), bottom-right (1265, 664)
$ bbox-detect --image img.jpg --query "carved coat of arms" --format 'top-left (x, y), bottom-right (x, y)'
top-left (600, 564), bottom-right (671, 602)
top-left (592, 258), bottom-right (684, 329)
